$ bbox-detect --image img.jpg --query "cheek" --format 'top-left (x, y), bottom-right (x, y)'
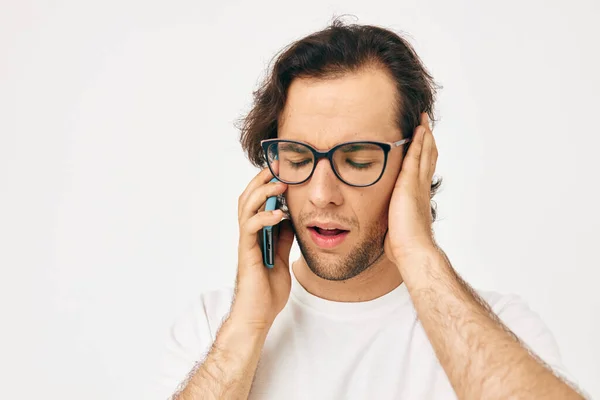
top-left (354, 156), bottom-right (401, 227)
top-left (386, 153), bottom-right (404, 182)
top-left (354, 186), bottom-right (393, 229)
top-left (283, 187), bottom-right (303, 215)
top-left (374, 155), bottom-right (402, 205)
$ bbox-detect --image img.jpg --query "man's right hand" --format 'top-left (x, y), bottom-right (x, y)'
top-left (173, 168), bottom-right (294, 400)
top-left (230, 166), bottom-right (295, 332)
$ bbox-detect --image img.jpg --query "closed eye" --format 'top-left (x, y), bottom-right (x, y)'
top-left (288, 159), bottom-right (312, 168)
top-left (347, 160), bottom-right (374, 169)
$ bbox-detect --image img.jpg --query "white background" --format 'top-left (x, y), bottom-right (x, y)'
top-left (1, 0), bottom-right (598, 398)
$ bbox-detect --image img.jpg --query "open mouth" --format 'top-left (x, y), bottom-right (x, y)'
top-left (308, 226), bottom-right (350, 249)
top-left (312, 227), bottom-right (347, 236)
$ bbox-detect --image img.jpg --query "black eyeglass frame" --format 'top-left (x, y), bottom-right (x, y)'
top-left (260, 138), bottom-right (412, 188)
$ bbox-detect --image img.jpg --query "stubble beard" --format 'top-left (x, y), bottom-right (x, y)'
top-left (291, 215), bottom-right (388, 281)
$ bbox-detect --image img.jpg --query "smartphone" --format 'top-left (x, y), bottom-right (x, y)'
top-left (262, 177), bottom-right (280, 268)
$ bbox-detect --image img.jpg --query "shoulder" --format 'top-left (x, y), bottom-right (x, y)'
top-left (476, 289), bottom-right (584, 392)
top-left (477, 289), bottom-right (559, 356)
top-left (477, 290), bottom-right (555, 343)
top-left (158, 286), bottom-right (234, 398)
top-left (170, 286), bottom-right (235, 349)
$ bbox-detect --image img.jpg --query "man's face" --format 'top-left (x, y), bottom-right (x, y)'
top-left (278, 67), bottom-right (406, 281)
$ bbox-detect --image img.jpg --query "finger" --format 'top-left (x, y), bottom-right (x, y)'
top-left (429, 139), bottom-right (439, 182)
top-left (239, 180), bottom-right (287, 224)
top-left (421, 112), bottom-right (430, 130)
top-left (419, 129), bottom-right (434, 182)
top-left (238, 167), bottom-right (276, 221)
top-left (239, 209), bottom-right (284, 253)
top-left (402, 126), bottom-right (426, 178)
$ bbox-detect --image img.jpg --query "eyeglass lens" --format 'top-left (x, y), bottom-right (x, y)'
top-left (266, 141), bottom-right (385, 186)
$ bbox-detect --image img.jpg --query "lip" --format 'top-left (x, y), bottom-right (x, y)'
top-left (305, 220), bottom-right (351, 231)
top-left (307, 226), bottom-right (350, 249)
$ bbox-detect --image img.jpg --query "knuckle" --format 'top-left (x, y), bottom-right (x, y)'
top-left (267, 182), bottom-right (280, 196)
top-left (259, 183), bottom-right (279, 205)
top-left (259, 168), bottom-right (271, 180)
top-left (259, 210), bottom-right (272, 220)
top-left (240, 219), bottom-right (253, 235)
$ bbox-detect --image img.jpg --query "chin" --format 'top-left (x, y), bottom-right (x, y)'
top-left (298, 236), bottom-right (378, 282)
top-left (308, 255), bottom-right (347, 281)
top-left (291, 213), bottom-right (388, 281)
top-left (310, 257), bottom-right (372, 281)
top-left (311, 264), bottom-right (358, 281)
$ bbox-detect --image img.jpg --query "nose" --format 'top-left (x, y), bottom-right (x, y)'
top-left (307, 158), bottom-right (343, 208)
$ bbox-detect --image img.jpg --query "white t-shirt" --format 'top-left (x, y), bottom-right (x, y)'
top-left (159, 269), bottom-right (577, 399)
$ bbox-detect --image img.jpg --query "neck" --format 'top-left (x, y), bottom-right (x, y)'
top-left (292, 255), bottom-right (403, 302)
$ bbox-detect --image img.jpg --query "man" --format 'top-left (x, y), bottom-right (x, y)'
top-left (160, 20), bottom-right (586, 399)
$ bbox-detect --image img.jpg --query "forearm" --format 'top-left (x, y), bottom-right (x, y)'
top-left (174, 316), bottom-right (269, 400)
top-left (399, 246), bottom-right (582, 400)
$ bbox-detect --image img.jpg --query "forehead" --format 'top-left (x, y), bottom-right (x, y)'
top-left (278, 67), bottom-right (401, 149)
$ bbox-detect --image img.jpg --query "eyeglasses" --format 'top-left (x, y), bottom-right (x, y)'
top-left (260, 138), bottom-right (411, 187)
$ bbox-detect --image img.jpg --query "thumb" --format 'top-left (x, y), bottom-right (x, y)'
top-left (276, 218), bottom-right (294, 262)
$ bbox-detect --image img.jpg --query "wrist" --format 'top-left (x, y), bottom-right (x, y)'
top-left (393, 241), bottom-right (440, 271)
top-left (226, 306), bottom-right (274, 338)
top-left (212, 314), bottom-right (270, 364)
top-left (394, 243), bottom-right (449, 288)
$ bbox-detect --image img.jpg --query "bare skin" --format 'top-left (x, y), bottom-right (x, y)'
top-left (383, 114), bottom-right (584, 399)
top-left (282, 67), bottom-right (405, 302)
top-left (173, 68), bottom-right (584, 399)
top-left (173, 167), bottom-right (293, 400)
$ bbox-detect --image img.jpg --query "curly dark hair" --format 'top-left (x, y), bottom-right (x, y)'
top-left (237, 17), bottom-right (443, 221)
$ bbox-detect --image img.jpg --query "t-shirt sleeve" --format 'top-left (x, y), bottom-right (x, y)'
top-left (157, 292), bottom-right (226, 399)
top-left (492, 294), bottom-right (588, 398)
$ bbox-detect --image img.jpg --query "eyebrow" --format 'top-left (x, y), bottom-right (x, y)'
top-left (279, 143), bottom-right (311, 153)
top-left (339, 143), bottom-right (380, 153)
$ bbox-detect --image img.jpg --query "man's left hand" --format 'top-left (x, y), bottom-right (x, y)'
top-left (384, 112), bottom-right (439, 269)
